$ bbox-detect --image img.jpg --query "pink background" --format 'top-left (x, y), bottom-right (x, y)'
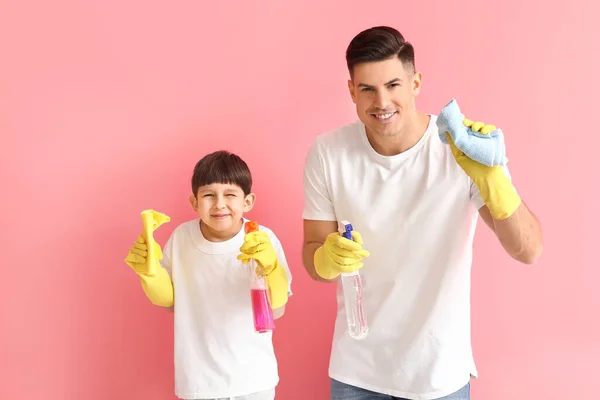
top-left (2, 0), bottom-right (598, 399)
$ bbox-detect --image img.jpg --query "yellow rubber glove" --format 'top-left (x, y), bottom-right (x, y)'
top-left (124, 210), bottom-right (174, 307)
top-left (238, 229), bottom-right (289, 309)
top-left (314, 231), bottom-right (370, 280)
top-left (445, 119), bottom-right (522, 220)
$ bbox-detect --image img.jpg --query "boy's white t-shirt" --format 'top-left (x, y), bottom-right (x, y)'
top-left (160, 218), bottom-right (293, 400)
top-left (302, 116), bottom-right (506, 399)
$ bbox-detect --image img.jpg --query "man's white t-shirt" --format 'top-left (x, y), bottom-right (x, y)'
top-left (302, 116), bottom-right (502, 399)
top-left (160, 218), bottom-right (293, 400)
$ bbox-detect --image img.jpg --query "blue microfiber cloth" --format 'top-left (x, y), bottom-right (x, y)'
top-left (437, 99), bottom-right (507, 167)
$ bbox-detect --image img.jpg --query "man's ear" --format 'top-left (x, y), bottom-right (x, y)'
top-left (244, 193), bottom-right (256, 212)
top-left (348, 79), bottom-right (357, 104)
top-left (189, 194), bottom-right (198, 212)
top-left (411, 71), bottom-right (423, 96)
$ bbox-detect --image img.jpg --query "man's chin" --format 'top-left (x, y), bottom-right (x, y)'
top-left (367, 123), bottom-right (400, 137)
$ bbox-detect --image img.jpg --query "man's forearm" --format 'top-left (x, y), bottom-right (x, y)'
top-left (302, 242), bottom-right (336, 283)
top-left (493, 201), bottom-right (543, 264)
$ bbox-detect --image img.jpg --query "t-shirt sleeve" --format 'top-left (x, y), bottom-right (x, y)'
top-left (302, 138), bottom-right (337, 221)
top-left (470, 164), bottom-right (513, 210)
top-left (264, 228), bottom-right (293, 297)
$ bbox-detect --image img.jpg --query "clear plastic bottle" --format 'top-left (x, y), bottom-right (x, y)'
top-left (339, 221), bottom-right (369, 340)
top-left (245, 221), bottom-right (275, 333)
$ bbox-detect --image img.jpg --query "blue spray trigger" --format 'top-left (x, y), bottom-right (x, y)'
top-left (339, 220), bottom-right (353, 241)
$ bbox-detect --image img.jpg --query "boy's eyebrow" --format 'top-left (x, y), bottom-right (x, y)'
top-left (358, 78), bottom-right (402, 88)
top-left (199, 186), bottom-right (241, 192)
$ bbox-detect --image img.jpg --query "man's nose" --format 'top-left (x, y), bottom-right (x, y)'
top-left (374, 90), bottom-right (392, 109)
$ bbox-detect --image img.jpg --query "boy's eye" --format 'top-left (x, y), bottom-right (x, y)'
top-left (226, 194), bottom-right (236, 197)
top-left (203, 194), bottom-right (213, 197)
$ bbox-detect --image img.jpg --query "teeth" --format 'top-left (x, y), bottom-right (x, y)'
top-left (376, 113), bottom-right (394, 120)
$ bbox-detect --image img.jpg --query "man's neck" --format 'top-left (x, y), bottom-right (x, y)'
top-left (366, 111), bottom-right (430, 156)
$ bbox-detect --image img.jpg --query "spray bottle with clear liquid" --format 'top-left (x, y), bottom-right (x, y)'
top-left (245, 221), bottom-right (276, 333)
top-left (339, 221), bottom-right (369, 340)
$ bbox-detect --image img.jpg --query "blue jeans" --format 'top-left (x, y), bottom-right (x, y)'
top-left (330, 379), bottom-right (470, 400)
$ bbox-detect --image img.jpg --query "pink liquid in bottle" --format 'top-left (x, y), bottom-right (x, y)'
top-left (245, 221), bottom-right (275, 333)
top-left (250, 288), bottom-right (275, 333)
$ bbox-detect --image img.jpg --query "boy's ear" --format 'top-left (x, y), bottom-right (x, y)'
top-left (189, 195), bottom-right (198, 212)
top-left (244, 193), bottom-right (256, 212)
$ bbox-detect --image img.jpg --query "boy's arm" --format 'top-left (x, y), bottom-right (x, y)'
top-left (238, 225), bottom-right (293, 313)
top-left (273, 306), bottom-right (285, 319)
top-left (125, 210), bottom-right (175, 308)
top-left (267, 231), bottom-right (292, 312)
top-left (125, 236), bottom-right (174, 307)
top-left (271, 236), bottom-right (288, 318)
top-left (158, 241), bottom-right (175, 311)
top-left (138, 269), bottom-right (174, 307)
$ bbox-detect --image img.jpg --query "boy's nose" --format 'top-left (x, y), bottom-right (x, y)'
top-left (215, 196), bottom-right (226, 208)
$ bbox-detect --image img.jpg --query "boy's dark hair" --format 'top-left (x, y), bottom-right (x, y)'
top-left (191, 150), bottom-right (252, 196)
top-left (345, 26), bottom-right (415, 78)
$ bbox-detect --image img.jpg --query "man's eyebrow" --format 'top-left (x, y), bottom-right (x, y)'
top-left (357, 78), bottom-right (403, 88)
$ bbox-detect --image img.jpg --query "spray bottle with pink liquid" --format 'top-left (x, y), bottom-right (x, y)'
top-left (245, 221), bottom-right (276, 333)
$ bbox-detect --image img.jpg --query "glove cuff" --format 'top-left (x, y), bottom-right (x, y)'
top-left (139, 267), bottom-right (174, 307)
top-left (476, 168), bottom-right (522, 220)
top-left (265, 261), bottom-right (289, 309)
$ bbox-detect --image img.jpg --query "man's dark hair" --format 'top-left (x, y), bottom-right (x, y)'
top-left (346, 26), bottom-right (415, 78)
top-left (191, 150), bottom-right (252, 196)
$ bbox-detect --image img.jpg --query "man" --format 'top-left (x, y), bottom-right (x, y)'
top-left (301, 26), bottom-right (543, 400)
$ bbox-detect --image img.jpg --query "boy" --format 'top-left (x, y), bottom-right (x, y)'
top-left (125, 150), bottom-right (292, 400)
